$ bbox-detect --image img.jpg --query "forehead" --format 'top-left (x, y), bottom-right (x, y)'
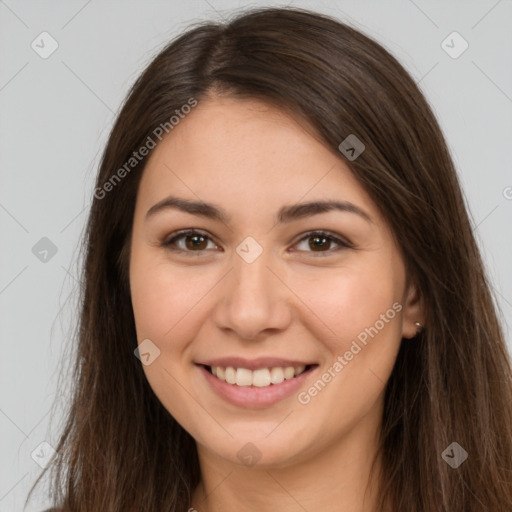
top-left (136, 96), bottom-right (379, 224)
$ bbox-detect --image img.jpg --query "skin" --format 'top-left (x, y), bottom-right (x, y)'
top-left (129, 96), bottom-right (423, 511)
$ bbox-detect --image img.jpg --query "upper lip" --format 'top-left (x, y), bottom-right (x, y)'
top-left (198, 357), bottom-right (316, 371)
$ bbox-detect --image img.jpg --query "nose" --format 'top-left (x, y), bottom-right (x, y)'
top-left (212, 249), bottom-right (292, 341)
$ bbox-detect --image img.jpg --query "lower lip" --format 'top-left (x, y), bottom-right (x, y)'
top-left (197, 364), bottom-right (316, 408)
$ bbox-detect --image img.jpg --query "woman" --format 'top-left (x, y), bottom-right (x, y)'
top-left (31, 6), bottom-right (512, 512)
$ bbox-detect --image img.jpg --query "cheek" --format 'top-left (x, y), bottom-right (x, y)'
top-left (130, 259), bottom-right (176, 341)
top-left (293, 260), bottom-right (404, 414)
top-left (295, 259), bottom-right (404, 412)
top-left (129, 252), bottom-right (213, 433)
top-left (129, 250), bottom-right (219, 353)
top-left (293, 261), bottom-right (403, 351)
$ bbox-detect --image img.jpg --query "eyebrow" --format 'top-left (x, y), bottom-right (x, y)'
top-left (145, 196), bottom-right (373, 225)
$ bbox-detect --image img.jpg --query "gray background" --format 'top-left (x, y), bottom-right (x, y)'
top-left (1, 1), bottom-right (511, 510)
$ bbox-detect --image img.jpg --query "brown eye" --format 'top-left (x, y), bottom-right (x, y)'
top-left (309, 234), bottom-right (332, 251)
top-left (183, 234), bottom-right (208, 250)
top-left (294, 231), bottom-right (352, 254)
top-left (162, 230), bottom-right (218, 253)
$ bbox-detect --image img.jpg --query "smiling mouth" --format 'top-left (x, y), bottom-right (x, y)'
top-left (202, 364), bottom-right (317, 388)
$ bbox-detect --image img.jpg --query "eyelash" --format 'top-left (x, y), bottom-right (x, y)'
top-left (161, 229), bottom-right (353, 256)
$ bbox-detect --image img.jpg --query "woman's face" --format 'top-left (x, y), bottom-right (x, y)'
top-left (129, 96), bottom-right (422, 469)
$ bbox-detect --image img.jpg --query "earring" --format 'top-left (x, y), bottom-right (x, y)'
top-left (414, 321), bottom-right (424, 335)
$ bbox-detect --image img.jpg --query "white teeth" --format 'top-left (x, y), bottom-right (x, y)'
top-left (270, 367), bottom-right (284, 384)
top-left (225, 367), bottom-right (236, 384)
top-left (210, 364), bottom-right (308, 387)
top-left (252, 368), bottom-right (271, 387)
top-left (236, 368), bottom-right (253, 386)
top-left (294, 365), bottom-right (306, 375)
top-left (284, 366), bottom-right (295, 380)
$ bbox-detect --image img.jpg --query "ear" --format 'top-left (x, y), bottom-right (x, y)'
top-left (401, 280), bottom-right (424, 339)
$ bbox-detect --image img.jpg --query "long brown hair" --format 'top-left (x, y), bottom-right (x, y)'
top-left (28, 6), bottom-right (512, 511)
